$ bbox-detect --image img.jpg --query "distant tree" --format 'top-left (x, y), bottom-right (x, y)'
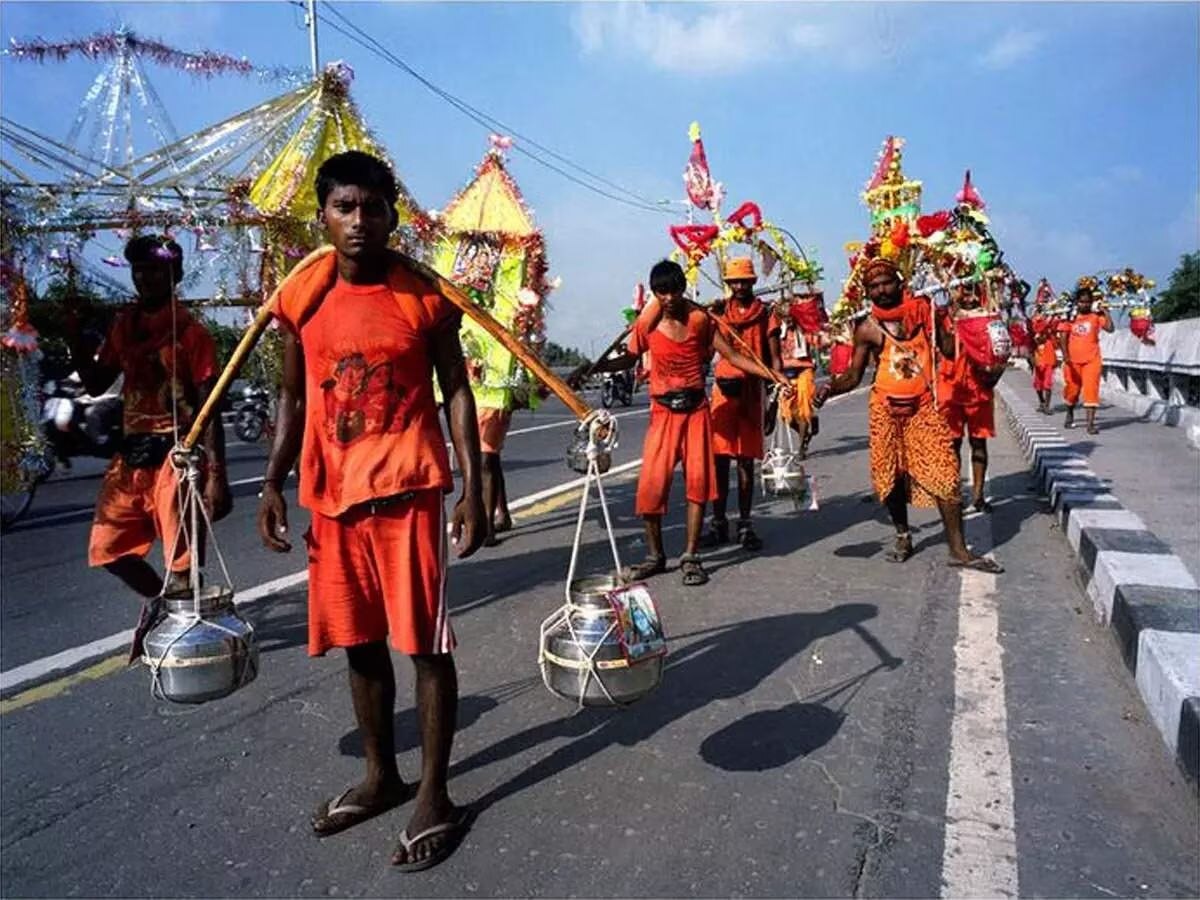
top-left (1153, 252), bottom-right (1200, 323)
top-left (541, 341), bottom-right (590, 368)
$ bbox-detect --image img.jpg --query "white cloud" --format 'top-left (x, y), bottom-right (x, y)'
top-left (1079, 164), bottom-right (1145, 194)
top-left (979, 28), bottom-right (1046, 70)
top-left (571, 3), bottom-right (893, 76)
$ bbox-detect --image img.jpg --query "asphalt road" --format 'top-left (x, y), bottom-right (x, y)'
top-left (1, 387), bottom-right (1197, 898)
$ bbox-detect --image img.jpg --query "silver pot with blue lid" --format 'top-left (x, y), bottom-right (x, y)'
top-left (142, 584), bottom-right (259, 704)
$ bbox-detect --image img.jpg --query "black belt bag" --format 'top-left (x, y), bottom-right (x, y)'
top-left (715, 377), bottom-right (745, 399)
top-left (654, 389), bottom-right (705, 413)
top-left (121, 433), bottom-right (172, 469)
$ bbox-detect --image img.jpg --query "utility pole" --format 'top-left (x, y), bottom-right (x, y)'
top-left (305, 0), bottom-right (320, 76)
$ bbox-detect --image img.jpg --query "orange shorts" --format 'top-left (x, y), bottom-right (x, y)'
top-left (477, 407), bottom-right (512, 455)
top-left (942, 400), bottom-right (996, 439)
top-left (710, 379), bottom-right (764, 459)
top-left (635, 403), bottom-right (718, 516)
top-left (1032, 364), bottom-right (1056, 392)
top-left (304, 488), bottom-right (453, 657)
top-left (89, 456), bottom-right (190, 572)
top-left (1063, 357), bottom-right (1102, 407)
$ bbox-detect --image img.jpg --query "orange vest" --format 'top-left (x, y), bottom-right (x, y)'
top-left (873, 320), bottom-right (934, 401)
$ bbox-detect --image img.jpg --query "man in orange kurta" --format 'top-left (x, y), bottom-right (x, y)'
top-left (1057, 284), bottom-right (1113, 434)
top-left (581, 260), bottom-right (787, 587)
top-left (258, 151), bottom-right (485, 871)
top-left (708, 257), bottom-right (774, 551)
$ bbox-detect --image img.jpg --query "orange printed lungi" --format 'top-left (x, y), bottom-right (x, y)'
top-left (304, 488), bottom-right (452, 657)
top-left (868, 391), bottom-right (961, 507)
top-left (635, 402), bottom-right (718, 516)
top-left (89, 455), bottom-right (190, 572)
top-left (780, 367), bottom-right (815, 427)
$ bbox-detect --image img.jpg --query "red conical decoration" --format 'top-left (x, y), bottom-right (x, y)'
top-left (956, 169), bottom-right (986, 210)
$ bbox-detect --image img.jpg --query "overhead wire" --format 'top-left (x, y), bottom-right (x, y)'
top-left (307, 2), bottom-right (685, 217)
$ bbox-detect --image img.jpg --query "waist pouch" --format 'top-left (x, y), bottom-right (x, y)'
top-left (122, 433), bottom-right (172, 469)
top-left (884, 395), bottom-right (923, 424)
top-left (715, 377), bottom-right (744, 399)
top-left (654, 389), bottom-right (706, 413)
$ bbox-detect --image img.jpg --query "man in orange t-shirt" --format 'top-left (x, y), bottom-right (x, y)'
top-left (258, 152), bottom-right (484, 872)
top-left (936, 284), bottom-right (1005, 513)
top-left (581, 260), bottom-right (786, 587)
top-left (66, 235), bottom-right (230, 601)
top-left (1057, 284), bottom-right (1113, 434)
top-left (708, 256), bottom-right (776, 551)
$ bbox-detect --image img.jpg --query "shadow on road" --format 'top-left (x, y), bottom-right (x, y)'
top-left (451, 603), bottom-right (895, 814)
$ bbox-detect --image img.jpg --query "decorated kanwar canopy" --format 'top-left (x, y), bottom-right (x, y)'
top-left (430, 137), bottom-right (552, 411)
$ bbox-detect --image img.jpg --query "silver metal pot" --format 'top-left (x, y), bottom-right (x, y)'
top-left (761, 450), bottom-right (807, 498)
top-left (539, 575), bottom-right (663, 707)
top-left (142, 585), bottom-right (259, 704)
top-left (566, 427), bottom-right (612, 475)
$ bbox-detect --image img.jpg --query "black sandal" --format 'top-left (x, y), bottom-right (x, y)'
top-left (680, 554), bottom-right (710, 587)
top-left (624, 555), bottom-right (666, 582)
top-left (701, 519), bottom-right (730, 548)
top-left (737, 520), bottom-right (763, 552)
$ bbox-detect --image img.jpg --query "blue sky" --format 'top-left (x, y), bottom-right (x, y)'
top-left (3, 1), bottom-right (1197, 355)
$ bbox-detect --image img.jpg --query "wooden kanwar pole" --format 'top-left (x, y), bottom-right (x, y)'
top-left (182, 244), bottom-right (593, 451)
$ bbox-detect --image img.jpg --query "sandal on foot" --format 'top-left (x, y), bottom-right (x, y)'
top-left (701, 519), bottom-right (730, 548)
top-left (972, 498), bottom-right (994, 514)
top-left (680, 555), bottom-right (710, 586)
top-left (737, 520), bottom-right (763, 552)
top-left (391, 807), bottom-right (476, 873)
top-left (947, 556), bottom-right (1005, 574)
top-left (885, 533), bottom-right (913, 563)
top-left (493, 515), bottom-right (513, 534)
top-left (1086, 425), bottom-right (1099, 435)
top-left (312, 783), bottom-right (411, 837)
top-left (624, 555), bottom-right (666, 582)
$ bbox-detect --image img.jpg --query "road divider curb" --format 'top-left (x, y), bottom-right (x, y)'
top-left (996, 381), bottom-right (1199, 789)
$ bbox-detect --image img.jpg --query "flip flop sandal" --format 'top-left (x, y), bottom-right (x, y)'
top-left (885, 534), bottom-right (913, 563)
top-left (701, 520), bottom-right (730, 548)
top-left (493, 516), bottom-right (513, 534)
top-left (680, 555), bottom-right (710, 587)
top-left (947, 556), bottom-right (1005, 574)
top-left (391, 807), bottom-right (476, 873)
top-left (972, 498), bottom-right (994, 513)
top-left (624, 555), bottom-right (666, 582)
top-left (312, 783), bottom-right (411, 837)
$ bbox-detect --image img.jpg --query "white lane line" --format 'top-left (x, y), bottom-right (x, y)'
top-left (504, 407), bottom-right (649, 439)
top-left (941, 515), bottom-right (1019, 898)
top-left (0, 462), bottom-right (643, 695)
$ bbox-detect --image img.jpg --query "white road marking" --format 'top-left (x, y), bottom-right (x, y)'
top-left (941, 514), bottom-right (1019, 898)
top-left (0, 463), bottom-right (642, 695)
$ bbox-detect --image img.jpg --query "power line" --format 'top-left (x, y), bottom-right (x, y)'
top-left (308, 2), bottom-right (685, 217)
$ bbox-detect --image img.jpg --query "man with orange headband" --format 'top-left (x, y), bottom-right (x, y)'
top-left (707, 256), bottom-right (775, 551)
top-left (1058, 281), bottom-right (1113, 434)
top-left (258, 151), bottom-right (484, 871)
top-left (582, 260), bottom-right (787, 586)
top-left (66, 235), bottom-right (230, 600)
top-left (814, 256), bottom-right (1002, 572)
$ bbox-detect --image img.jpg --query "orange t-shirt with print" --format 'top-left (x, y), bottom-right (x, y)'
top-left (627, 308), bottom-right (714, 396)
top-left (1061, 312), bottom-right (1110, 366)
top-left (277, 273), bottom-right (460, 518)
top-left (97, 303), bottom-right (217, 435)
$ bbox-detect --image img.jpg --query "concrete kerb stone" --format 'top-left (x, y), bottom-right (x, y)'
top-left (996, 380), bottom-right (1200, 789)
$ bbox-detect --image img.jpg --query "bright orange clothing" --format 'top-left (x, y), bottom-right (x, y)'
top-left (937, 316), bottom-right (997, 440)
top-left (477, 407), bottom-right (512, 454)
top-left (635, 404), bottom-right (717, 515)
top-left (769, 307), bottom-right (818, 370)
top-left (97, 303), bottom-right (217, 435)
top-left (627, 308), bottom-right (713, 395)
top-left (304, 489), bottom-right (451, 656)
top-left (1063, 356), bottom-right (1102, 408)
top-left (942, 400), bottom-right (996, 440)
top-left (873, 319), bottom-right (934, 401)
top-left (275, 263), bottom-right (461, 518)
top-left (89, 456), bottom-right (190, 572)
top-left (1062, 312), bottom-right (1110, 365)
top-left (711, 300), bottom-right (768, 459)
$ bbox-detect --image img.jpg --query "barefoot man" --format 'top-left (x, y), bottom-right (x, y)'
top-left (814, 257), bottom-right (1002, 572)
top-left (258, 151), bottom-right (485, 871)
